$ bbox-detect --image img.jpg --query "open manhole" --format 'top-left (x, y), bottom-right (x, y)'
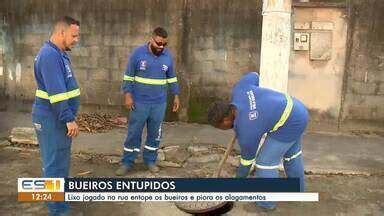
top-left (175, 201), bottom-right (234, 215)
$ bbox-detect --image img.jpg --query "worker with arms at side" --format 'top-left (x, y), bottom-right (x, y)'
top-left (116, 27), bottom-right (180, 175)
top-left (32, 16), bottom-right (81, 215)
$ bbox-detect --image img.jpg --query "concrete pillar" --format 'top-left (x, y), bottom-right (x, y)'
top-left (259, 0), bottom-right (292, 93)
top-left (0, 26), bottom-right (6, 109)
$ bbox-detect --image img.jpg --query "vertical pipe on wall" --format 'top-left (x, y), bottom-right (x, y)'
top-left (337, 0), bottom-right (353, 131)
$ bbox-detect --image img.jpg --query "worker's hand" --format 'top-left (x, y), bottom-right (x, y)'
top-left (66, 121), bottom-right (79, 137)
top-left (172, 95), bottom-right (180, 112)
top-left (125, 93), bottom-right (135, 110)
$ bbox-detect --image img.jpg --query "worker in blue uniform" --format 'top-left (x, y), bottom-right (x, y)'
top-left (207, 72), bottom-right (309, 211)
top-left (32, 16), bottom-right (80, 216)
top-left (116, 27), bottom-right (180, 175)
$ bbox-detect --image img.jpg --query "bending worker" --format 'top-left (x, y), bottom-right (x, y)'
top-left (116, 27), bottom-right (180, 175)
top-left (32, 16), bottom-right (81, 215)
top-left (207, 72), bottom-right (308, 210)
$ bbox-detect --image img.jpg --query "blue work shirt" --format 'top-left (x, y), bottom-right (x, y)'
top-left (231, 72), bottom-right (309, 162)
top-left (32, 41), bottom-right (80, 123)
top-left (122, 43), bottom-right (180, 104)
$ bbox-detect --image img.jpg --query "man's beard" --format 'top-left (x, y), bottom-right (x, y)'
top-left (64, 42), bottom-right (73, 51)
top-left (150, 44), bottom-right (163, 56)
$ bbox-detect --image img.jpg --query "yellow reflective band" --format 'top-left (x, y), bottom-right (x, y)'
top-left (49, 89), bottom-right (81, 103)
top-left (240, 158), bottom-right (255, 166)
top-left (134, 76), bottom-right (167, 85)
top-left (35, 89), bottom-right (49, 99)
top-left (167, 77), bottom-right (178, 83)
top-left (124, 76), bottom-right (177, 85)
top-left (35, 89), bottom-right (80, 104)
top-left (123, 75), bottom-right (134, 81)
top-left (270, 94), bottom-right (293, 132)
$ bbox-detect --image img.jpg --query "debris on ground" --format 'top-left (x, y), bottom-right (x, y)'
top-left (163, 146), bottom-right (190, 164)
top-left (5, 137), bottom-right (242, 178)
top-left (227, 155), bottom-right (240, 167)
top-left (158, 161), bottom-right (183, 168)
top-left (9, 127), bottom-right (38, 145)
top-left (0, 140), bottom-right (11, 147)
top-left (350, 130), bottom-right (384, 138)
top-left (187, 145), bottom-right (210, 155)
top-left (6, 113), bottom-right (127, 146)
top-left (187, 154), bottom-right (222, 163)
top-left (157, 150), bottom-right (166, 161)
top-left (77, 170), bottom-right (92, 176)
top-left (103, 156), bottom-right (121, 164)
top-left (77, 113), bottom-right (127, 133)
top-left (74, 152), bottom-right (93, 161)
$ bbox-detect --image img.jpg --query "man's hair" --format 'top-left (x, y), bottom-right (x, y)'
top-left (207, 101), bottom-right (232, 126)
top-left (55, 16), bottom-right (80, 26)
top-left (152, 27), bottom-right (168, 38)
top-left (52, 16), bottom-right (80, 33)
top-left (52, 16), bottom-right (80, 34)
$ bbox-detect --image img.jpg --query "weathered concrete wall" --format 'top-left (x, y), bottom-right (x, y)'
top-left (0, 0), bottom-right (383, 130)
top-left (0, 0), bottom-right (262, 122)
top-left (0, 0), bottom-right (186, 113)
top-left (289, 5), bottom-right (348, 130)
top-left (186, 0), bottom-right (262, 122)
top-left (340, 0), bottom-right (384, 130)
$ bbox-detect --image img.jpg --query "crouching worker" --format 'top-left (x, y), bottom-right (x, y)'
top-left (207, 72), bottom-right (309, 211)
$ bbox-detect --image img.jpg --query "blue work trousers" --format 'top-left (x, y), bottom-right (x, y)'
top-left (255, 136), bottom-right (305, 209)
top-left (32, 114), bottom-right (71, 215)
top-left (122, 102), bottom-right (166, 167)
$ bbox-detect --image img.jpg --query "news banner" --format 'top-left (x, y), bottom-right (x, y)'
top-left (18, 178), bottom-right (318, 202)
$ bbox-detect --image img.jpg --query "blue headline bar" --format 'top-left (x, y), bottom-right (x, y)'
top-left (65, 178), bottom-right (300, 192)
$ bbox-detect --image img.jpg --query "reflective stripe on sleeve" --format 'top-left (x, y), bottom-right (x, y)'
top-left (124, 76), bottom-right (178, 85)
top-left (240, 158), bottom-right (255, 166)
top-left (167, 77), bottom-right (178, 83)
top-left (123, 75), bottom-right (135, 81)
top-left (134, 76), bottom-right (167, 85)
top-left (35, 89), bottom-right (49, 99)
top-left (35, 89), bottom-right (80, 104)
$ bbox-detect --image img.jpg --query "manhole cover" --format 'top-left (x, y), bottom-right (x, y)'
top-left (175, 201), bottom-right (233, 214)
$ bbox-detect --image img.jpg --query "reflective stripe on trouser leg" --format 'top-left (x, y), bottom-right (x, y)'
top-left (122, 103), bottom-right (150, 167)
top-left (255, 136), bottom-right (295, 172)
top-left (255, 136), bottom-right (296, 210)
top-left (33, 114), bottom-right (71, 215)
top-left (143, 103), bottom-right (166, 165)
top-left (283, 137), bottom-right (305, 192)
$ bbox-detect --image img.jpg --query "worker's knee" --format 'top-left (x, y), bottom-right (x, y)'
top-left (256, 153), bottom-right (281, 169)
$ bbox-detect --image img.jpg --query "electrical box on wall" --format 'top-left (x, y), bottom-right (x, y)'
top-left (310, 32), bottom-right (332, 60)
top-left (293, 33), bottom-right (309, 51)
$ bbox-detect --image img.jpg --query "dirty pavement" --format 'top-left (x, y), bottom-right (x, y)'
top-left (0, 111), bottom-right (383, 215)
